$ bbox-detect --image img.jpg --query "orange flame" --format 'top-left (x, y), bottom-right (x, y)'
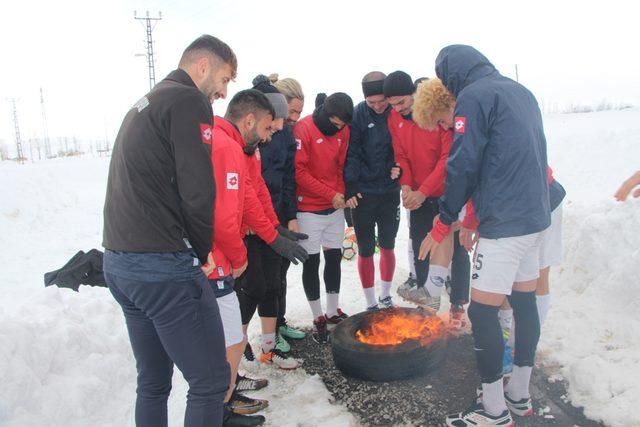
top-left (355, 308), bottom-right (446, 346)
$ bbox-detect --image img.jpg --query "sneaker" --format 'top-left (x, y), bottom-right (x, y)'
top-left (326, 308), bottom-right (349, 330)
top-left (312, 315), bottom-right (329, 344)
top-left (278, 323), bottom-right (306, 340)
top-left (258, 348), bottom-right (299, 369)
top-left (505, 394), bottom-right (533, 417)
top-left (397, 276), bottom-right (417, 299)
top-left (229, 392), bottom-right (268, 415)
top-left (224, 411), bottom-right (266, 427)
top-left (403, 286), bottom-right (441, 311)
top-left (235, 374), bottom-right (268, 392)
top-left (275, 332), bottom-right (290, 353)
top-left (366, 304), bottom-right (380, 312)
top-left (445, 402), bottom-right (514, 426)
top-left (475, 387), bottom-right (533, 417)
top-left (378, 295), bottom-right (394, 309)
top-left (243, 342), bottom-right (255, 362)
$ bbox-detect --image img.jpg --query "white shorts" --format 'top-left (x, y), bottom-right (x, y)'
top-left (471, 232), bottom-right (542, 295)
top-left (217, 291), bottom-right (244, 347)
top-left (297, 209), bottom-right (345, 255)
top-left (538, 204), bottom-right (563, 269)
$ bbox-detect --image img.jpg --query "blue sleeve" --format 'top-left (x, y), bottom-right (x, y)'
top-left (439, 94), bottom-right (490, 225)
top-left (282, 130), bottom-right (298, 221)
top-left (344, 113), bottom-right (364, 191)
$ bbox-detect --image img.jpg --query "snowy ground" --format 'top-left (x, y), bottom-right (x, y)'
top-left (1, 108), bottom-right (639, 427)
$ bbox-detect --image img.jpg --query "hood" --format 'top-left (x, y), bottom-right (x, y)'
top-left (214, 115), bottom-right (245, 147)
top-left (435, 45), bottom-right (496, 97)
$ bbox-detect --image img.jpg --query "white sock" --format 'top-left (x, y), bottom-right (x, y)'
top-left (482, 378), bottom-right (508, 416)
top-left (424, 265), bottom-right (448, 297)
top-left (326, 292), bottom-right (339, 317)
top-left (380, 281), bottom-right (392, 299)
top-left (363, 287), bottom-right (377, 308)
top-left (536, 294), bottom-right (551, 326)
top-left (505, 365), bottom-right (533, 400)
top-left (261, 333), bottom-right (276, 353)
top-left (308, 299), bottom-right (323, 320)
top-left (498, 309), bottom-right (513, 334)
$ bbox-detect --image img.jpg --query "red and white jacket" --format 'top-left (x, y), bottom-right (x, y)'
top-left (294, 115), bottom-right (350, 211)
top-left (207, 118), bottom-right (279, 280)
top-left (388, 109), bottom-right (452, 197)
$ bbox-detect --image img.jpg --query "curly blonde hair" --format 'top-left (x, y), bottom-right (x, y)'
top-left (413, 78), bottom-right (456, 130)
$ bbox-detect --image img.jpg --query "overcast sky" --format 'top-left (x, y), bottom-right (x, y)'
top-left (1, 0), bottom-right (638, 154)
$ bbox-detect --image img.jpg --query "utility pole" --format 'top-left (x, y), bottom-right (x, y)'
top-left (40, 87), bottom-right (52, 158)
top-left (515, 64), bottom-right (519, 82)
top-left (134, 10), bottom-right (162, 91)
top-left (8, 98), bottom-right (25, 164)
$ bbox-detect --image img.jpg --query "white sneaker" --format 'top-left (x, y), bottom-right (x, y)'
top-left (258, 348), bottom-right (299, 370)
top-left (445, 402), bottom-right (514, 426)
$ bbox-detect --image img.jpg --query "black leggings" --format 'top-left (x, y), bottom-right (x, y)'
top-left (302, 248), bottom-right (341, 301)
top-left (450, 231), bottom-right (471, 305)
top-left (410, 198), bottom-right (440, 288)
top-left (352, 192), bottom-right (401, 257)
top-left (276, 258), bottom-right (290, 327)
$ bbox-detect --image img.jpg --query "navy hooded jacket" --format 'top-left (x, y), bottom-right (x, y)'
top-left (259, 125), bottom-right (297, 224)
top-left (344, 101), bottom-right (399, 196)
top-left (436, 45), bottom-right (550, 238)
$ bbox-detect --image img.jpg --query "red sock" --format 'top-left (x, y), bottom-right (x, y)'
top-left (357, 255), bottom-right (375, 288)
top-left (379, 248), bottom-right (396, 282)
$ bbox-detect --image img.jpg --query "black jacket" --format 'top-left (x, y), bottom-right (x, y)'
top-left (103, 69), bottom-right (215, 263)
top-left (259, 125), bottom-right (297, 224)
top-left (343, 101), bottom-right (398, 196)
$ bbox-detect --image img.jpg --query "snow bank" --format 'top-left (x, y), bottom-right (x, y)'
top-left (1, 108), bottom-right (639, 426)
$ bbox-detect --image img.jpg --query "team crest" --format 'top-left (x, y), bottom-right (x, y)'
top-left (226, 172), bottom-right (238, 190)
top-left (200, 123), bottom-right (213, 144)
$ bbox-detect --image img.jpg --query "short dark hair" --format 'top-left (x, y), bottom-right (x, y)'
top-left (225, 89), bottom-right (275, 123)
top-left (179, 35), bottom-right (238, 78)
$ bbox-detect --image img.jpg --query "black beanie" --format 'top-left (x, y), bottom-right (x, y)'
top-left (252, 74), bottom-right (279, 94)
top-left (323, 92), bottom-right (354, 124)
top-left (383, 71), bottom-right (415, 97)
top-left (362, 79), bottom-right (385, 98)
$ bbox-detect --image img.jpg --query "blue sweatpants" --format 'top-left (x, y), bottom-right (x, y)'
top-left (104, 249), bottom-right (230, 427)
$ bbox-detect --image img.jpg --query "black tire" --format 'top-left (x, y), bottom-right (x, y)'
top-left (331, 308), bottom-right (447, 382)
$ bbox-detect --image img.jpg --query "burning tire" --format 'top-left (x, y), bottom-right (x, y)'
top-left (331, 307), bottom-right (447, 382)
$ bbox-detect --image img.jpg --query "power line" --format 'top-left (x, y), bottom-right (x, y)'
top-left (134, 10), bottom-right (162, 91)
top-left (7, 98), bottom-right (25, 164)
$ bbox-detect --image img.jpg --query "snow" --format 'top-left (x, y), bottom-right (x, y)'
top-left (1, 108), bottom-right (640, 427)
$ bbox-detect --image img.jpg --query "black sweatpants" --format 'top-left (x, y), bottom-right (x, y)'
top-left (409, 198), bottom-right (440, 288)
top-left (235, 235), bottom-right (282, 324)
top-left (277, 258), bottom-right (290, 328)
top-left (352, 192), bottom-right (401, 257)
top-left (450, 230), bottom-right (471, 305)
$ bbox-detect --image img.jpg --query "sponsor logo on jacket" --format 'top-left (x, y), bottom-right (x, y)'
top-left (227, 172), bottom-right (238, 190)
top-left (316, 138), bottom-right (323, 144)
top-left (200, 123), bottom-right (213, 144)
top-left (454, 117), bottom-right (466, 134)
top-left (295, 138), bottom-right (302, 150)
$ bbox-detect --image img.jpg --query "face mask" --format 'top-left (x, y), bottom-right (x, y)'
top-left (312, 106), bottom-right (341, 136)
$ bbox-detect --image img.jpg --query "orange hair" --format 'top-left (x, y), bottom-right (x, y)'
top-left (413, 78), bottom-right (456, 130)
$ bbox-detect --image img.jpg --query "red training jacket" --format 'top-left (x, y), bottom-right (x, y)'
top-left (388, 109), bottom-right (452, 197)
top-left (294, 115), bottom-right (350, 211)
top-left (207, 118), bottom-right (279, 280)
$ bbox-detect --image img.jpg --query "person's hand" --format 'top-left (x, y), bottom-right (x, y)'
top-left (277, 224), bottom-right (308, 241)
top-left (269, 235), bottom-right (309, 264)
top-left (201, 252), bottom-right (216, 276)
top-left (346, 193), bottom-right (362, 209)
top-left (390, 164), bottom-right (402, 180)
top-left (404, 190), bottom-right (426, 210)
top-left (418, 233), bottom-right (439, 261)
top-left (332, 193), bottom-right (346, 209)
top-left (288, 219), bottom-right (300, 233)
top-left (459, 227), bottom-right (479, 252)
top-left (232, 261), bottom-right (248, 279)
top-left (615, 171), bottom-right (640, 201)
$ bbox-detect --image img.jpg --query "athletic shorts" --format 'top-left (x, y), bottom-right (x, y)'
top-left (539, 204), bottom-right (563, 269)
top-left (216, 290), bottom-right (244, 347)
top-left (297, 209), bottom-right (345, 255)
top-left (471, 232), bottom-right (542, 295)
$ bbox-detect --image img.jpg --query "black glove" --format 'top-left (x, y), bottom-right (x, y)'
top-left (276, 224), bottom-right (308, 241)
top-left (269, 235), bottom-right (309, 264)
top-left (345, 182), bottom-right (361, 201)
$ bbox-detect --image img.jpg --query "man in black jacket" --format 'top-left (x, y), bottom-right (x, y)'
top-left (102, 35), bottom-right (237, 427)
top-left (344, 71), bottom-right (402, 311)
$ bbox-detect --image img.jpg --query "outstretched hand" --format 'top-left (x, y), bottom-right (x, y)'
top-left (418, 233), bottom-right (439, 261)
